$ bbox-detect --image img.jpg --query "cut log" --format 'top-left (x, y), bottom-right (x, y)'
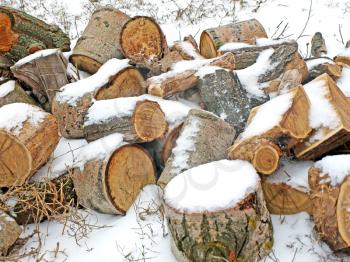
top-left (305, 58), bottom-right (342, 83)
top-left (163, 160), bottom-right (273, 261)
top-left (293, 74), bottom-right (350, 160)
top-left (84, 99), bottom-right (168, 143)
top-left (71, 7), bottom-right (130, 74)
top-left (335, 48), bottom-right (350, 67)
top-left (10, 49), bottom-right (69, 109)
top-left (158, 109), bottom-right (235, 188)
top-left (120, 16), bottom-right (168, 68)
top-left (262, 160), bottom-right (313, 215)
top-left (0, 211), bottom-right (22, 255)
top-left (0, 103), bottom-right (59, 186)
top-left (0, 6), bottom-right (70, 63)
top-left (147, 52), bottom-right (235, 98)
top-left (229, 87), bottom-right (311, 175)
top-left (72, 141), bottom-right (156, 215)
top-left (311, 32), bottom-right (327, 58)
top-left (0, 80), bottom-right (36, 107)
top-left (200, 19), bottom-right (267, 58)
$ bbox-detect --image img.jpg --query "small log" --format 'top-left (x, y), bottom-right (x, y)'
top-left (11, 49), bottom-right (69, 109)
top-left (311, 32), bottom-right (327, 58)
top-left (0, 80), bottom-right (36, 107)
top-left (158, 109), bottom-right (235, 188)
top-left (267, 69), bottom-right (303, 95)
top-left (72, 144), bottom-right (156, 215)
top-left (0, 103), bottom-right (59, 186)
top-left (147, 52), bottom-right (235, 98)
top-left (293, 74), bottom-right (350, 160)
top-left (120, 16), bottom-right (168, 68)
top-left (0, 6), bottom-right (70, 63)
top-left (335, 48), bottom-right (350, 67)
top-left (305, 58), bottom-right (342, 83)
top-left (163, 160), bottom-right (273, 261)
top-left (0, 56), bottom-right (13, 78)
top-left (71, 7), bottom-right (130, 74)
top-left (229, 87), bottom-right (311, 175)
top-left (0, 211), bottom-right (22, 255)
top-left (200, 19), bottom-right (267, 58)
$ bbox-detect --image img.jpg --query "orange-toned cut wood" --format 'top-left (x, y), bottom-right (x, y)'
top-left (252, 142), bottom-right (282, 175)
top-left (0, 13), bottom-right (19, 52)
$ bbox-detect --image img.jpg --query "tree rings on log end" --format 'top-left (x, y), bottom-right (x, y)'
top-left (253, 142), bottom-right (282, 175)
top-left (199, 31), bottom-right (218, 59)
top-left (70, 55), bottom-right (102, 75)
top-left (0, 130), bottom-right (32, 186)
top-left (106, 145), bottom-right (156, 213)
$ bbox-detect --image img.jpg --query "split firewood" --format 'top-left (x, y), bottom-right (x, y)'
top-left (72, 133), bottom-right (156, 215)
top-left (147, 52), bottom-right (235, 98)
top-left (305, 58), bottom-right (342, 83)
top-left (0, 6), bottom-right (70, 63)
top-left (311, 32), bottom-right (327, 58)
top-left (229, 87), bottom-right (311, 175)
top-left (120, 16), bottom-right (168, 69)
top-left (0, 211), bottom-right (22, 255)
top-left (52, 59), bottom-right (145, 138)
top-left (334, 48), bottom-right (350, 67)
top-left (158, 109), bottom-right (235, 188)
top-left (274, 69), bottom-right (303, 94)
top-left (262, 160), bottom-right (313, 215)
top-left (163, 160), bottom-right (273, 261)
top-left (293, 74), bottom-right (350, 160)
top-left (200, 18), bottom-right (268, 58)
top-left (308, 155), bottom-right (350, 251)
top-left (11, 49), bottom-right (69, 110)
top-left (0, 80), bottom-right (36, 107)
top-left (71, 7), bottom-right (130, 74)
top-left (0, 103), bottom-right (59, 186)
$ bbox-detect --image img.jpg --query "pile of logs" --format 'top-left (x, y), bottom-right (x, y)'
top-left (2, 5), bottom-right (350, 261)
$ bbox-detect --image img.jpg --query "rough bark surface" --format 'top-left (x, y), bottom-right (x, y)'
top-left (0, 211), bottom-right (22, 255)
top-left (311, 32), bottom-right (327, 58)
top-left (0, 81), bottom-right (37, 107)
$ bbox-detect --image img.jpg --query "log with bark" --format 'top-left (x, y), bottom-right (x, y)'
top-left (147, 52), bottom-right (235, 98)
top-left (0, 103), bottom-right (59, 186)
top-left (10, 49), bottom-right (69, 110)
top-left (72, 137), bottom-right (156, 215)
top-left (0, 6), bottom-right (70, 63)
top-left (304, 58), bottom-right (342, 83)
top-left (163, 160), bottom-right (273, 261)
top-left (293, 74), bottom-right (350, 160)
top-left (0, 80), bottom-right (36, 107)
top-left (311, 32), bottom-right (327, 58)
top-left (229, 86), bottom-right (311, 175)
top-left (71, 7), bottom-right (130, 74)
top-left (158, 109), bottom-right (235, 188)
top-left (200, 18), bottom-right (267, 58)
top-left (0, 211), bottom-right (22, 255)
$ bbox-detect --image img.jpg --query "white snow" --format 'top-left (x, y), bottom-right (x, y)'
top-left (169, 117), bottom-right (200, 175)
top-left (0, 80), bottom-right (15, 97)
top-left (56, 58), bottom-right (130, 105)
top-left (337, 66), bottom-right (350, 97)
top-left (195, 66), bottom-right (224, 78)
top-left (240, 91), bottom-right (294, 140)
top-left (218, 42), bottom-right (252, 51)
top-left (0, 103), bottom-right (47, 135)
top-left (338, 48), bottom-right (350, 57)
top-left (255, 38), bottom-right (293, 46)
top-left (306, 58), bottom-right (335, 70)
top-left (267, 159), bottom-right (314, 192)
top-left (13, 49), bottom-right (59, 67)
top-left (314, 155), bottom-right (350, 186)
top-left (178, 41), bottom-right (204, 59)
top-left (164, 160), bottom-right (259, 213)
top-left (236, 48), bottom-right (274, 98)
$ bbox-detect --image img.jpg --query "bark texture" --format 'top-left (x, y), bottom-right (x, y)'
top-left (304, 59), bottom-right (342, 83)
top-left (311, 32), bottom-right (327, 58)
top-left (0, 81), bottom-right (37, 107)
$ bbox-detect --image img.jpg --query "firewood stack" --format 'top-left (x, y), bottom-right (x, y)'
top-left (2, 5), bottom-right (350, 260)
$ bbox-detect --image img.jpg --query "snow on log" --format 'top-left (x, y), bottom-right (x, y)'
top-left (11, 49), bottom-right (69, 110)
top-left (52, 58), bottom-right (145, 138)
top-left (199, 18), bottom-right (267, 58)
top-left (71, 7), bottom-right (130, 74)
top-left (229, 87), bottom-right (311, 175)
top-left (163, 160), bottom-right (273, 261)
top-left (0, 211), bottom-right (22, 255)
top-left (293, 74), bottom-right (350, 160)
top-left (0, 6), bottom-right (70, 63)
top-left (262, 159), bottom-right (313, 215)
top-left (158, 109), bottom-right (235, 188)
top-left (0, 80), bottom-right (36, 107)
top-left (0, 103), bottom-right (59, 186)
top-left (308, 155), bottom-right (350, 251)
top-left (147, 52), bottom-right (235, 98)
top-left (335, 48), bottom-right (350, 67)
top-left (305, 58), bottom-right (342, 83)
top-left (72, 133), bottom-right (156, 215)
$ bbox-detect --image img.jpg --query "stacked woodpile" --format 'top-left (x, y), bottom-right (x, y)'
top-left (1, 5), bottom-right (350, 261)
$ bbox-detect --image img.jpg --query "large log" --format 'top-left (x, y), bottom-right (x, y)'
top-left (229, 87), bottom-right (311, 175)
top-left (0, 103), bottom-right (59, 186)
top-left (293, 74), bottom-right (350, 160)
top-left (163, 160), bottom-right (273, 261)
top-left (0, 6), bottom-right (70, 63)
top-left (72, 136), bottom-right (156, 215)
top-left (0, 211), bottom-right (22, 255)
top-left (11, 49), bottom-right (69, 110)
top-left (0, 80), bottom-right (36, 107)
top-left (200, 19), bottom-right (267, 58)
top-left (71, 7), bottom-right (130, 74)
top-left (158, 109), bottom-right (235, 188)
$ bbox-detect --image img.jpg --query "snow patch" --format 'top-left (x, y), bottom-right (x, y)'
top-left (338, 48), bottom-right (350, 57)
top-left (178, 41), bottom-right (204, 59)
top-left (218, 42), bottom-right (252, 51)
top-left (306, 58), bottom-right (335, 70)
top-left (195, 66), bottom-right (224, 78)
top-left (0, 80), bottom-right (15, 98)
top-left (315, 155), bottom-right (350, 186)
top-left (13, 49), bottom-right (59, 67)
